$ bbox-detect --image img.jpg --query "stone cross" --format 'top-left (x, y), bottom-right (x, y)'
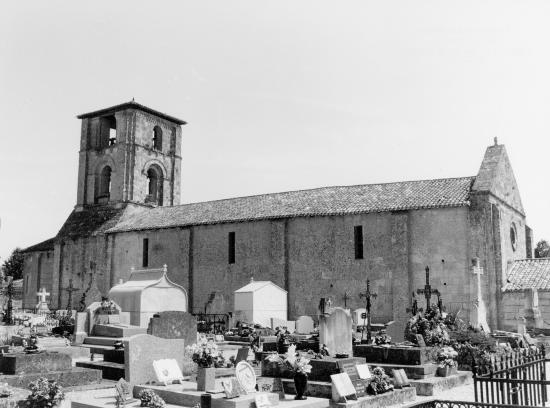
top-left (359, 280), bottom-right (377, 342)
top-left (3, 278), bottom-right (13, 325)
top-left (64, 279), bottom-right (79, 311)
top-left (417, 266), bottom-right (440, 312)
top-left (36, 288), bottom-right (50, 304)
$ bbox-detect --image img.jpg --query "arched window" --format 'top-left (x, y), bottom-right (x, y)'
top-left (146, 166), bottom-right (163, 206)
top-left (99, 116), bottom-right (117, 149)
top-left (98, 166), bottom-right (112, 199)
top-left (153, 126), bottom-right (162, 150)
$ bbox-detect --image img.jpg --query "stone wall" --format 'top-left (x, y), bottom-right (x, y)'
top-left (22, 250), bottom-right (54, 309)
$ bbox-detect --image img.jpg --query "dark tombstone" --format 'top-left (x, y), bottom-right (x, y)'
top-left (147, 311), bottom-right (197, 347)
top-left (235, 347), bottom-right (249, 364)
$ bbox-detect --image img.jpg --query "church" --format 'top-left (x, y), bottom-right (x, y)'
top-left (21, 101), bottom-right (538, 331)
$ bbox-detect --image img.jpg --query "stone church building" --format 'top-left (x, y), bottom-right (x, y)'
top-left (21, 101), bottom-right (536, 330)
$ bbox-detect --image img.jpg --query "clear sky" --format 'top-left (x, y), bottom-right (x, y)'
top-left (1, 1), bottom-right (549, 261)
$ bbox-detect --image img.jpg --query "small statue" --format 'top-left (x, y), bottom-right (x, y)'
top-left (319, 343), bottom-right (330, 357)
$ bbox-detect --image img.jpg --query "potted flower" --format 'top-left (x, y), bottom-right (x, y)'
top-left (436, 346), bottom-right (458, 377)
top-left (96, 298), bottom-right (120, 324)
top-left (366, 367), bottom-right (394, 395)
top-left (185, 340), bottom-right (226, 391)
top-left (266, 344), bottom-right (312, 400)
top-left (25, 377), bottom-right (65, 408)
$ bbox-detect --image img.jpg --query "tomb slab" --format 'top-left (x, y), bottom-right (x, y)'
top-left (262, 357), bottom-right (366, 382)
top-left (0, 352), bottom-right (72, 374)
top-left (353, 345), bottom-right (434, 365)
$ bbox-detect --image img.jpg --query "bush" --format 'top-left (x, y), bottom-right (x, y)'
top-left (26, 378), bottom-right (65, 408)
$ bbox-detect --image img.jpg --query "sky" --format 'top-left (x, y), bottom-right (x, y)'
top-left (1, 1), bottom-right (550, 261)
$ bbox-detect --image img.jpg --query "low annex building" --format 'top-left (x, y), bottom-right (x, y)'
top-left (21, 101), bottom-right (535, 330)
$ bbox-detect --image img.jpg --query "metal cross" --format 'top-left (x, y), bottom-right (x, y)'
top-left (64, 278), bottom-right (79, 311)
top-left (406, 292), bottom-right (419, 316)
top-left (359, 280), bottom-right (377, 342)
top-left (3, 278), bottom-right (14, 325)
top-left (416, 266), bottom-right (440, 313)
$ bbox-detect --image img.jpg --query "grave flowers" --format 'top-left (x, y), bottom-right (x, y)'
top-left (366, 367), bottom-right (394, 395)
top-left (265, 344), bottom-right (312, 400)
top-left (185, 340), bottom-right (226, 391)
top-left (25, 377), bottom-right (65, 408)
top-left (436, 346), bottom-right (458, 377)
top-left (138, 389), bottom-right (166, 408)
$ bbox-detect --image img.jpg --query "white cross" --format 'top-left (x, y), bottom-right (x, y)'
top-left (36, 287), bottom-right (50, 304)
top-left (472, 265), bottom-right (483, 303)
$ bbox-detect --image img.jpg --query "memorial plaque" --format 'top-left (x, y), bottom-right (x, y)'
top-left (256, 377), bottom-right (285, 399)
top-left (330, 372), bottom-right (357, 403)
top-left (236, 361), bottom-right (257, 394)
top-left (356, 364), bottom-right (372, 380)
top-left (152, 358), bottom-right (184, 386)
top-left (392, 369), bottom-right (411, 388)
top-left (236, 347), bottom-right (250, 364)
top-left (115, 378), bottom-right (135, 404)
top-left (337, 360), bottom-right (359, 380)
top-left (222, 378), bottom-right (242, 399)
top-left (415, 334), bottom-right (426, 348)
top-left (351, 379), bottom-right (366, 398)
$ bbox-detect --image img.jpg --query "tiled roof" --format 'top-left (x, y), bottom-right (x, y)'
top-left (77, 100), bottom-right (186, 125)
top-left (503, 259), bottom-right (550, 292)
top-left (21, 237), bottom-right (56, 253)
top-left (57, 206), bottom-right (126, 240)
top-left (108, 176), bottom-right (475, 233)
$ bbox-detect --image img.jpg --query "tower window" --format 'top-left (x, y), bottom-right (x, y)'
top-left (228, 232), bottom-right (235, 264)
top-left (146, 165), bottom-right (163, 206)
top-left (153, 126), bottom-right (163, 150)
top-left (142, 238), bottom-right (149, 267)
top-left (99, 115), bottom-right (116, 149)
top-left (511, 223), bottom-right (517, 251)
top-left (96, 166), bottom-right (112, 202)
top-left (354, 225), bottom-right (364, 259)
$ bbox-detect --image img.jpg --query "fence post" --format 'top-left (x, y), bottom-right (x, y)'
top-left (542, 344), bottom-right (547, 405)
top-left (472, 357), bottom-right (478, 402)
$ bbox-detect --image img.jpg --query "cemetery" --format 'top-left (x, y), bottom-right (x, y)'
top-left (0, 267), bottom-right (545, 408)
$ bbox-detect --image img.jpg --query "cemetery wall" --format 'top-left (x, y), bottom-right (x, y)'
top-left (501, 292), bottom-right (526, 331)
top-left (22, 250), bottom-right (54, 309)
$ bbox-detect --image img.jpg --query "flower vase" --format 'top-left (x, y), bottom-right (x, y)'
top-left (197, 367), bottom-right (216, 391)
top-left (436, 366), bottom-right (457, 377)
top-left (293, 373), bottom-right (308, 400)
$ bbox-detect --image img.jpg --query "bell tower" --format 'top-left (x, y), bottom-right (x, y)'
top-left (75, 101), bottom-right (186, 209)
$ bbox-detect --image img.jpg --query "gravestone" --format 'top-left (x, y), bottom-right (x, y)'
top-left (270, 317), bottom-right (296, 333)
top-left (235, 347), bottom-right (249, 364)
top-left (386, 319), bottom-right (406, 343)
top-left (124, 334), bottom-right (189, 384)
top-left (356, 364), bottom-right (371, 380)
top-left (415, 334), bottom-right (426, 348)
top-left (147, 311), bottom-right (197, 346)
top-left (256, 377), bottom-right (285, 399)
top-left (115, 378), bottom-right (134, 404)
top-left (392, 369), bottom-right (411, 388)
top-left (337, 360), bottom-right (366, 397)
top-left (295, 316), bottom-right (314, 334)
top-left (222, 378), bottom-right (242, 399)
top-left (352, 308), bottom-right (367, 326)
top-left (319, 307), bottom-right (353, 357)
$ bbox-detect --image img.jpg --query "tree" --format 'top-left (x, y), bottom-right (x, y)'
top-left (535, 240), bottom-right (550, 259)
top-left (1, 248), bottom-right (24, 280)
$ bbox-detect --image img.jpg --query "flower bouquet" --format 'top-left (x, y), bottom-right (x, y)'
top-left (265, 345), bottom-right (312, 399)
top-left (185, 340), bottom-right (225, 368)
top-left (367, 367), bottom-right (394, 395)
top-left (436, 346), bottom-right (458, 377)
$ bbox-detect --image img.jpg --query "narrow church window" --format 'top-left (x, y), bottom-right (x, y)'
top-left (354, 225), bottom-right (364, 259)
top-left (97, 166), bottom-right (112, 201)
top-left (99, 115), bottom-right (116, 149)
top-left (142, 238), bottom-right (149, 267)
top-left (228, 232), bottom-right (235, 264)
top-left (153, 126), bottom-right (163, 150)
top-left (146, 166), bottom-right (163, 206)
top-left (511, 223), bottom-right (517, 251)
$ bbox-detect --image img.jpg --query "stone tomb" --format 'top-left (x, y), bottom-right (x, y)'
top-left (0, 351), bottom-right (101, 388)
top-left (352, 344), bottom-right (472, 396)
top-left (319, 307), bottom-right (353, 357)
top-left (295, 316), bottom-right (314, 334)
top-left (147, 310), bottom-right (197, 346)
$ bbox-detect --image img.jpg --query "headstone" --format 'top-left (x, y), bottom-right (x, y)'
top-left (236, 361), bottom-right (257, 394)
top-left (222, 378), bottom-right (242, 399)
top-left (147, 311), bottom-right (197, 346)
top-left (517, 316), bottom-right (527, 335)
top-left (125, 334), bottom-right (189, 384)
top-left (36, 288), bottom-right (50, 313)
top-left (235, 347), bottom-right (250, 364)
top-left (295, 316), bottom-right (314, 334)
top-left (356, 364), bottom-right (372, 380)
top-left (330, 372), bottom-right (357, 402)
top-left (386, 319), bottom-right (406, 343)
top-left (415, 334), bottom-right (426, 348)
top-left (152, 358), bottom-right (184, 386)
top-left (74, 312), bottom-right (89, 344)
top-left (319, 307), bottom-right (353, 357)
top-left (270, 318), bottom-right (296, 333)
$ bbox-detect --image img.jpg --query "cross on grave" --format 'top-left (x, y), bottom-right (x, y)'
top-left (471, 260), bottom-right (490, 332)
top-left (64, 279), bottom-right (79, 312)
top-left (359, 280), bottom-right (377, 342)
top-left (37, 288), bottom-right (50, 304)
top-left (416, 266), bottom-right (440, 313)
top-left (3, 278), bottom-right (14, 325)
